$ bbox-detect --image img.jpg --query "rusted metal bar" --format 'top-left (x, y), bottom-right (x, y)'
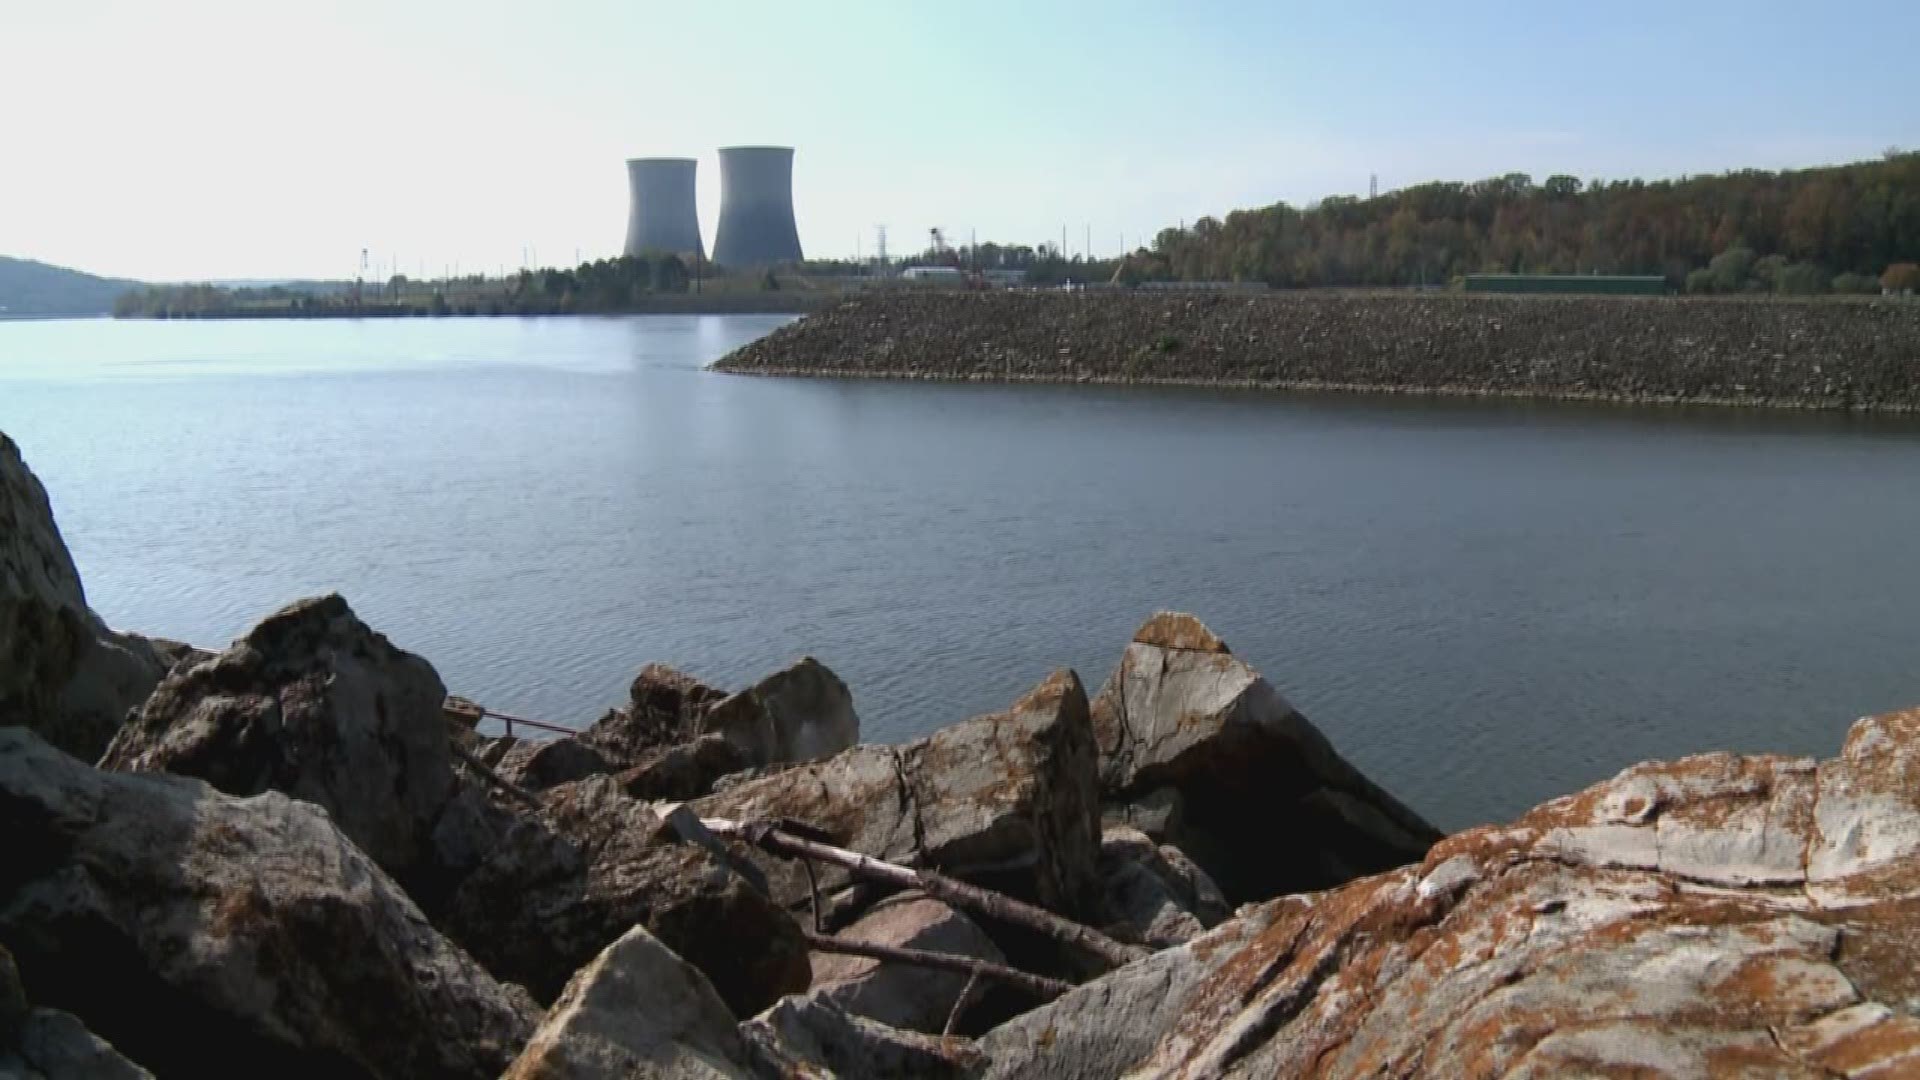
top-left (441, 697), bottom-right (582, 737)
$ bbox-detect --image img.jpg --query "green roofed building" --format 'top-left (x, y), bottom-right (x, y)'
top-left (1463, 274), bottom-right (1669, 296)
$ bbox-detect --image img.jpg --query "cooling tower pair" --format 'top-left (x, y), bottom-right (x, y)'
top-left (623, 147), bottom-right (803, 266)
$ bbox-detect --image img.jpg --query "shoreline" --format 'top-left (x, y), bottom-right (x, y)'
top-left (712, 363), bottom-right (1920, 413)
top-left (112, 294), bottom-right (827, 320)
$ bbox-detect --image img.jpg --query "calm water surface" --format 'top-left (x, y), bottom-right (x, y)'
top-left (5, 315), bottom-right (1919, 830)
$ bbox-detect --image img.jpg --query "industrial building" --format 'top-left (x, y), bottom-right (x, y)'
top-left (712, 146), bottom-right (803, 267)
top-left (623, 158), bottom-right (703, 259)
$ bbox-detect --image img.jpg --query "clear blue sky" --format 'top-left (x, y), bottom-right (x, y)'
top-left (4, 0), bottom-right (1915, 281)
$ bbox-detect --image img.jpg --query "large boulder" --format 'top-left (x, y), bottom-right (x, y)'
top-left (502, 925), bottom-right (755, 1080)
top-left (100, 594), bottom-right (458, 894)
top-left (697, 656), bottom-right (860, 768)
top-left (0, 727), bottom-right (536, 1079)
top-left (695, 669), bottom-right (1102, 920)
top-left (0, 432), bottom-right (170, 761)
top-left (1090, 612), bottom-right (1440, 901)
top-left (980, 706), bottom-right (1920, 1078)
top-left (808, 893), bottom-right (1006, 1034)
top-left (439, 775), bottom-right (811, 1017)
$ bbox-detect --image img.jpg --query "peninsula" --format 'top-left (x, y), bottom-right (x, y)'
top-left (713, 291), bottom-right (1920, 411)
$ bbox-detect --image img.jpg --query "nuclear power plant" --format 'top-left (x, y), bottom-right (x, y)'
top-left (623, 158), bottom-right (703, 259)
top-left (620, 146), bottom-right (802, 266)
top-left (712, 146), bottom-right (803, 266)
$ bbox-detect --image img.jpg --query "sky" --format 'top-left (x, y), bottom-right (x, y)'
top-left (3, 0), bottom-right (1917, 282)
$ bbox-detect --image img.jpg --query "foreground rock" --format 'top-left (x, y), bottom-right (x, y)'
top-left (90, 592), bottom-right (806, 1018)
top-left (502, 926), bottom-right (754, 1080)
top-left (695, 669), bottom-right (1103, 922)
top-left (441, 775), bottom-right (811, 1016)
top-left (743, 996), bottom-right (985, 1079)
top-left (0, 728), bottom-right (535, 1079)
top-left (100, 593), bottom-right (459, 895)
top-left (980, 706), bottom-right (1920, 1078)
top-left (1092, 612), bottom-right (1440, 901)
top-left (0, 432), bottom-right (171, 761)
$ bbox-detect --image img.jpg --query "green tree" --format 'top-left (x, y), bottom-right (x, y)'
top-left (1709, 246), bottom-right (1756, 293)
top-left (1776, 263), bottom-right (1829, 295)
top-left (653, 254), bottom-right (690, 293)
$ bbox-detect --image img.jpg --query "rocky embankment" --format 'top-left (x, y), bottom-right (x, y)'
top-left (5, 424), bottom-right (1920, 1079)
top-left (712, 291), bottom-right (1920, 410)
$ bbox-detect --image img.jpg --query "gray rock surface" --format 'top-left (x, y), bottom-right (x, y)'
top-left (695, 669), bottom-right (1102, 919)
top-left (502, 925), bottom-right (754, 1080)
top-left (0, 431), bottom-right (92, 755)
top-left (0, 727), bottom-right (535, 1079)
top-left (699, 656), bottom-right (860, 768)
top-left (99, 593), bottom-right (458, 894)
top-left (980, 706), bottom-right (1920, 1078)
top-left (741, 996), bottom-right (984, 1079)
top-left (808, 893), bottom-right (1005, 1034)
top-left (50, 627), bottom-right (181, 766)
top-left (440, 774), bottom-right (811, 1016)
top-left (1090, 612), bottom-right (1439, 900)
top-left (0, 432), bottom-right (171, 762)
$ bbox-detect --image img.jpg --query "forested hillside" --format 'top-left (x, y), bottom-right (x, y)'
top-left (1131, 151), bottom-right (1920, 293)
top-left (0, 257), bottom-right (140, 316)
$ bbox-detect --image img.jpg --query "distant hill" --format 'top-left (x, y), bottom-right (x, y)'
top-left (0, 256), bottom-right (142, 317)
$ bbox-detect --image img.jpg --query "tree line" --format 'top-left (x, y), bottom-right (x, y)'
top-left (112, 253), bottom-right (711, 318)
top-left (1125, 150), bottom-right (1920, 294)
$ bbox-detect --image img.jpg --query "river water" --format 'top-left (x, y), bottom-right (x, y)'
top-left (4, 314), bottom-right (1918, 830)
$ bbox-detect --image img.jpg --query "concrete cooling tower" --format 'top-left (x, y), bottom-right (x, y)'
top-left (712, 146), bottom-right (803, 266)
top-left (624, 158), bottom-right (703, 258)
